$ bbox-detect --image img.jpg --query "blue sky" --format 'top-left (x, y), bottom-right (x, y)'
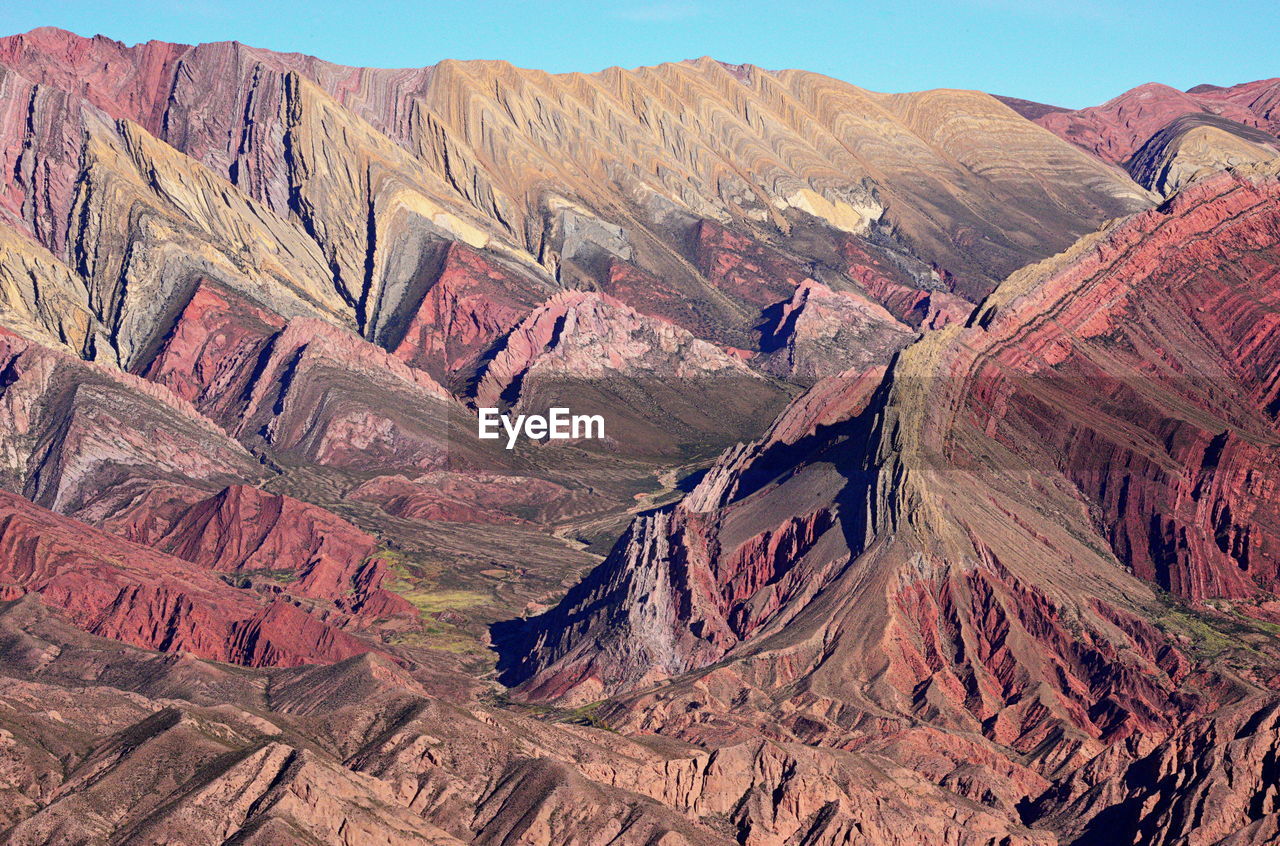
top-left (3, 0), bottom-right (1277, 108)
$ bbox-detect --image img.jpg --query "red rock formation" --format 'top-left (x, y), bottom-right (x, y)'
top-left (0, 327), bottom-right (264, 517)
top-left (598, 258), bottom-right (740, 343)
top-left (0, 65), bottom-right (87, 253)
top-left (390, 242), bottom-right (549, 385)
top-left (611, 219), bottom-right (950, 360)
top-left (232, 318), bottom-right (463, 472)
top-left (0, 489), bottom-right (376, 667)
top-left (502, 169), bottom-right (1280, 836)
top-left (0, 28), bottom-right (187, 132)
top-left (1037, 79), bottom-right (1280, 164)
top-left (140, 279), bottom-right (286, 419)
top-left (140, 485), bottom-right (414, 622)
top-left (692, 219), bottom-right (807, 307)
top-left (476, 289), bottom-right (757, 403)
top-left (3, 26), bottom-right (1280, 844)
top-left (136, 281), bottom-right (501, 481)
top-left (1036, 696), bottom-right (1280, 844)
top-left (966, 166), bottom-right (1280, 600)
top-left (837, 237), bottom-right (972, 329)
top-left (504, 405), bottom-right (1201, 763)
top-left (467, 288), bottom-right (798, 458)
top-left (0, 27), bottom-right (437, 189)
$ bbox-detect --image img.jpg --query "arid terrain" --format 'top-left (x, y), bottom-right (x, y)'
top-left (0, 25), bottom-right (1279, 844)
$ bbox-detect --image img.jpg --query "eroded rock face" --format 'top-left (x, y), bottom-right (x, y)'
top-left (0, 322), bottom-right (424, 661)
top-left (693, 220), bottom-right (810, 308)
top-left (0, 65), bottom-right (92, 258)
top-left (472, 290), bottom-right (794, 456)
top-left (135, 280), bottom-right (508, 483)
top-left (140, 279), bottom-right (287, 417)
top-left (0, 327), bottom-right (264, 517)
top-left (837, 236), bottom-right (973, 329)
top-left (475, 290), bottom-right (758, 407)
top-left (500, 164), bottom-right (1280, 844)
top-left (0, 594), bottom-right (1064, 846)
top-left (0, 490), bottom-right (377, 667)
top-left (136, 485), bottom-right (411, 615)
top-left (390, 242), bottom-right (551, 386)
top-left (1, 24), bottom-right (1280, 845)
top-left (968, 166), bottom-right (1280, 600)
top-left (1126, 113), bottom-right (1280, 196)
top-left (232, 318), bottom-right (462, 473)
top-left (0, 27), bottom-right (1152, 335)
top-left (757, 279), bottom-right (916, 383)
top-left (1033, 696), bottom-right (1280, 845)
top-left (1037, 78), bottom-right (1280, 165)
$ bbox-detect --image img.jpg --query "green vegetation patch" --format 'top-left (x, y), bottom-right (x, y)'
top-left (378, 547), bottom-right (492, 657)
top-left (392, 587), bottom-right (489, 616)
top-left (482, 691), bottom-right (614, 731)
top-left (220, 569), bottom-right (299, 589)
top-left (1153, 592), bottom-right (1280, 662)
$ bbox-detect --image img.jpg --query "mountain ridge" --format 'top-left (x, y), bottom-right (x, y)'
top-left (0, 25), bottom-right (1278, 843)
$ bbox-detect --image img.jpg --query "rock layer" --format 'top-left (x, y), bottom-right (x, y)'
top-left (1037, 79), bottom-right (1280, 164)
top-left (1126, 113), bottom-right (1279, 195)
top-left (0, 490), bottom-right (377, 667)
top-left (501, 164), bottom-right (1280, 843)
top-left (0, 25), bottom-right (1278, 846)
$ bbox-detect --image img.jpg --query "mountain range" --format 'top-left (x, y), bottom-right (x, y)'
top-left (0, 25), bottom-right (1279, 844)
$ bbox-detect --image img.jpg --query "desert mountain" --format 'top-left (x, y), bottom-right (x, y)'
top-left (1026, 78), bottom-right (1280, 198)
top-left (501, 163), bottom-right (1280, 842)
top-left (1032, 78), bottom-right (1280, 165)
top-left (0, 24), bottom-right (1277, 844)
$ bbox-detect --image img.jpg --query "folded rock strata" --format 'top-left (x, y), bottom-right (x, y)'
top-left (499, 164), bottom-right (1280, 843)
top-left (1037, 78), bottom-right (1280, 165)
top-left (0, 25), bottom-right (1277, 845)
top-left (0, 490), bottom-right (378, 667)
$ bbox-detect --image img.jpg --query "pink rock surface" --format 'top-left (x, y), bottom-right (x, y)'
top-left (0, 489), bottom-right (380, 667)
top-left (1037, 79), bottom-right (1280, 163)
top-left (391, 242), bottom-right (546, 384)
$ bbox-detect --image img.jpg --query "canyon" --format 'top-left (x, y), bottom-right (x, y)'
top-left (0, 25), bottom-right (1277, 844)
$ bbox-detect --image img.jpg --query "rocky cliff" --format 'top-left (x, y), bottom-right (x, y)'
top-left (0, 24), bottom-right (1277, 844)
top-left (501, 164), bottom-right (1280, 843)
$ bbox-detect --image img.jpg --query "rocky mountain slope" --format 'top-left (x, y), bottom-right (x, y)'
top-left (1032, 78), bottom-right (1280, 164)
top-left (0, 24), bottom-right (1277, 844)
top-left (1027, 78), bottom-right (1280, 198)
top-left (500, 164), bottom-right (1280, 842)
top-left (1125, 113), bottom-right (1280, 196)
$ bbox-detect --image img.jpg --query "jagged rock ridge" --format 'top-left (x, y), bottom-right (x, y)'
top-left (504, 164), bottom-right (1280, 844)
top-left (0, 24), bottom-right (1276, 845)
